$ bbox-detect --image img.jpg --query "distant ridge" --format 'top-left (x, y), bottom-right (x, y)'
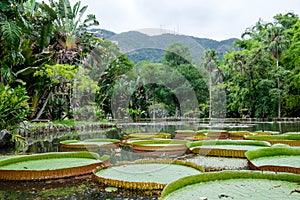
top-left (97, 29), bottom-right (237, 63)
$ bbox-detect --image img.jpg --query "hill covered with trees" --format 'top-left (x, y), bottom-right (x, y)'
top-left (98, 29), bottom-right (237, 63)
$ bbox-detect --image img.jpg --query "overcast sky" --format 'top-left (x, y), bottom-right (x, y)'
top-left (71, 0), bottom-right (299, 41)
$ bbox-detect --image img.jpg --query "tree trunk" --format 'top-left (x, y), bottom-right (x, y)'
top-left (277, 58), bottom-right (281, 118)
top-left (209, 71), bottom-right (212, 119)
top-left (34, 90), bottom-right (52, 120)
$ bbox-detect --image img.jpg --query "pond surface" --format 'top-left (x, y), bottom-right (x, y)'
top-left (0, 120), bottom-right (299, 199)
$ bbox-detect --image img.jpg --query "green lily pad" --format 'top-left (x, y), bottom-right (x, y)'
top-left (60, 139), bottom-right (120, 151)
top-left (228, 131), bottom-right (253, 138)
top-left (246, 146), bottom-right (300, 174)
top-left (0, 152), bottom-right (109, 180)
top-left (94, 160), bottom-right (203, 190)
top-left (130, 139), bottom-right (188, 154)
top-left (160, 171), bottom-right (300, 200)
top-left (187, 140), bottom-right (270, 158)
top-left (123, 133), bottom-right (171, 140)
top-left (254, 130), bottom-right (280, 135)
top-left (244, 135), bottom-right (300, 146)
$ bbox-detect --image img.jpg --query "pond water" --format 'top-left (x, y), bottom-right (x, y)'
top-left (0, 120), bottom-right (299, 199)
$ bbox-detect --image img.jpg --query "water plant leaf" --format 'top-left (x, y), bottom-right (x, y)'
top-left (160, 171), bottom-right (300, 200)
top-left (94, 160), bottom-right (203, 190)
top-left (245, 146), bottom-right (300, 173)
top-left (0, 152), bottom-right (108, 180)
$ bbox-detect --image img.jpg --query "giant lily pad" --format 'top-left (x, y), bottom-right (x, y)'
top-left (174, 130), bottom-right (206, 140)
top-left (187, 140), bottom-right (271, 158)
top-left (130, 139), bottom-right (188, 156)
top-left (244, 135), bottom-right (300, 146)
top-left (198, 129), bottom-right (228, 139)
top-left (94, 159), bottom-right (203, 190)
top-left (123, 133), bottom-right (171, 140)
top-left (228, 131), bottom-right (253, 139)
top-left (60, 139), bottom-right (120, 151)
top-left (160, 171), bottom-right (300, 199)
top-left (245, 146), bottom-right (300, 174)
top-left (0, 152), bottom-right (109, 180)
top-left (254, 130), bottom-right (280, 135)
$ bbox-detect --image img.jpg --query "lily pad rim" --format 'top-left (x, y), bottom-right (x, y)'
top-left (160, 170), bottom-right (300, 199)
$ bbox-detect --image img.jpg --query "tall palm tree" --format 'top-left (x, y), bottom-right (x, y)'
top-left (263, 25), bottom-right (288, 118)
top-left (203, 49), bottom-right (218, 119)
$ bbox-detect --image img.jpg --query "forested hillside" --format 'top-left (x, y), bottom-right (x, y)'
top-left (98, 29), bottom-right (236, 63)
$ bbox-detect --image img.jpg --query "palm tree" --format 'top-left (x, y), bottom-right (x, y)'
top-left (203, 50), bottom-right (218, 119)
top-left (263, 25), bottom-right (288, 118)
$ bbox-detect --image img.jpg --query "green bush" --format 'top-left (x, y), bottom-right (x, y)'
top-left (0, 84), bottom-right (31, 131)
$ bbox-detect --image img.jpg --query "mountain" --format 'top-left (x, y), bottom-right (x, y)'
top-left (98, 29), bottom-right (237, 64)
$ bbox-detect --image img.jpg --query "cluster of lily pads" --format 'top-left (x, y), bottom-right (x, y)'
top-left (0, 129), bottom-right (299, 199)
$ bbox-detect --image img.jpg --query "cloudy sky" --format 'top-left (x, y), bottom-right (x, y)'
top-left (71, 0), bottom-right (299, 41)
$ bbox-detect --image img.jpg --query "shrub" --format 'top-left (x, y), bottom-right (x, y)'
top-left (0, 84), bottom-right (31, 131)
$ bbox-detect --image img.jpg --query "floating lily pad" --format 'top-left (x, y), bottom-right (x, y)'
top-left (0, 152), bottom-right (109, 180)
top-left (246, 146), bottom-right (300, 174)
top-left (254, 130), bottom-right (280, 135)
top-left (244, 135), bottom-right (300, 146)
top-left (123, 133), bottom-right (171, 140)
top-left (284, 132), bottom-right (300, 136)
top-left (228, 131), bottom-right (253, 139)
top-left (160, 171), bottom-right (300, 200)
top-left (131, 139), bottom-right (187, 151)
top-left (198, 129), bottom-right (228, 139)
top-left (187, 140), bottom-right (271, 158)
top-left (60, 139), bottom-right (120, 151)
top-left (174, 130), bottom-right (205, 139)
top-left (94, 159), bottom-right (203, 190)
top-left (184, 135), bottom-right (210, 141)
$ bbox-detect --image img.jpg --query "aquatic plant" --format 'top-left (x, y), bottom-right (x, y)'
top-left (245, 146), bottom-right (300, 174)
top-left (0, 152), bottom-right (109, 180)
top-left (160, 170), bottom-right (300, 199)
top-left (94, 159), bottom-right (203, 190)
top-left (187, 140), bottom-right (271, 158)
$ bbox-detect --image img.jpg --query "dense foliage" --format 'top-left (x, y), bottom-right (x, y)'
top-left (0, 84), bottom-right (30, 131)
top-left (0, 0), bottom-right (300, 128)
top-left (223, 12), bottom-right (300, 118)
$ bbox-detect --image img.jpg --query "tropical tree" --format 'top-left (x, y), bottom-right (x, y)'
top-left (202, 50), bottom-right (218, 118)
